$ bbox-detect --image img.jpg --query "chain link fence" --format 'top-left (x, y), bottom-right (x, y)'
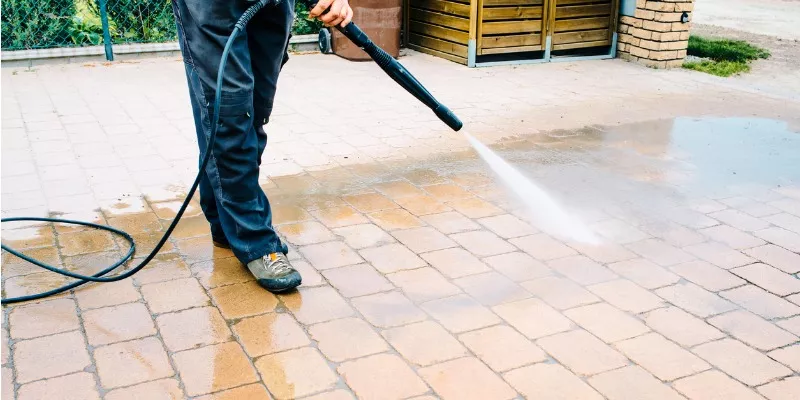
top-left (2, 0), bottom-right (322, 52)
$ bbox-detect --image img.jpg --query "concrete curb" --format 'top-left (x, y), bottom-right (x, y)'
top-left (1, 34), bottom-right (319, 67)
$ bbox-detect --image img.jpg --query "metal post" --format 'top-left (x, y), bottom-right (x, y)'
top-left (99, 0), bottom-right (114, 61)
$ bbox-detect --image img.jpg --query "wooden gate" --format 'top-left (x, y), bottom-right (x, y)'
top-left (405, 0), bottom-right (619, 66)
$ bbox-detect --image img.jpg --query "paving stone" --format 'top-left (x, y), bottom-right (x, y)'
top-left (588, 366), bottom-right (686, 400)
top-left (547, 255), bottom-right (618, 286)
top-left (743, 244), bottom-right (800, 274)
top-left (387, 267), bottom-right (462, 303)
top-left (421, 211), bottom-right (481, 234)
top-left (338, 353), bottom-right (428, 400)
top-left (155, 307), bottom-right (232, 352)
top-left (95, 337), bottom-right (173, 389)
top-left (1, 367), bottom-right (11, 400)
top-left (352, 291), bottom-right (427, 328)
top-left (422, 294), bottom-right (501, 333)
top-left (693, 339), bottom-right (792, 386)
top-left (606, 258), bottom-right (680, 289)
top-left (74, 279), bottom-right (140, 310)
top-left (503, 363), bottom-right (603, 400)
top-left (731, 263), bottom-right (800, 296)
top-left (421, 247), bottom-right (491, 278)
top-left (191, 256), bottom-right (254, 289)
top-left (493, 298), bottom-right (573, 339)
top-left (358, 243), bottom-right (427, 274)
top-left (589, 279), bottom-right (665, 314)
top-left (477, 214), bottom-right (537, 239)
top-left (281, 286), bottom-right (355, 325)
top-left (394, 194), bottom-right (452, 215)
top-left (208, 280), bottom-right (278, 319)
top-left (105, 379), bottom-right (184, 400)
top-left (757, 376), bottom-right (800, 400)
top-left (83, 302), bottom-right (156, 346)
top-left (132, 254), bottom-right (192, 285)
top-left (483, 251), bottom-right (552, 282)
top-left (720, 285), bottom-right (800, 319)
top-left (615, 332), bottom-right (710, 381)
top-left (700, 224), bottom-right (766, 249)
top-left (459, 325), bottom-right (547, 372)
top-left (17, 372), bottom-right (100, 400)
top-left (673, 370), bottom-right (765, 400)
top-left (419, 357), bottom-right (517, 400)
top-left (644, 307), bottom-right (725, 347)
top-left (233, 313), bottom-right (310, 357)
top-left (332, 223), bottom-right (395, 249)
top-left (454, 271), bottom-right (531, 306)
top-left (522, 275), bottom-right (599, 311)
top-left (681, 241), bottom-right (754, 271)
top-left (383, 321), bottom-right (468, 366)
top-left (173, 341), bottom-right (257, 396)
top-left (323, 263), bottom-right (394, 298)
top-left (765, 212), bottom-right (800, 234)
top-left (311, 205), bottom-right (368, 228)
top-left (709, 209), bottom-right (772, 232)
top-left (450, 230), bottom-right (516, 257)
top-left (570, 241), bottom-right (639, 264)
top-left (279, 221), bottom-right (337, 245)
top-left (509, 234), bottom-right (577, 261)
top-left (13, 331), bottom-right (91, 383)
top-left (192, 384), bottom-right (271, 400)
top-left (9, 298), bottom-right (80, 339)
top-left (302, 389), bottom-right (355, 400)
top-left (393, 227), bottom-right (457, 253)
top-left (755, 227), bottom-right (800, 253)
top-left (255, 347), bottom-right (338, 399)
top-left (671, 260), bottom-right (746, 292)
top-left (299, 241), bottom-right (363, 270)
top-left (656, 282), bottom-right (737, 318)
top-left (768, 344), bottom-right (800, 372)
top-left (592, 218), bottom-right (649, 244)
top-left (367, 209), bottom-right (424, 230)
top-left (537, 330), bottom-right (628, 376)
top-left (310, 317), bottom-right (387, 362)
top-left (565, 302), bottom-right (650, 343)
top-left (447, 197), bottom-right (504, 219)
top-left (343, 192), bottom-right (398, 213)
top-left (141, 277), bottom-right (210, 314)
top-left (626, 238), bottom-right (695, 266)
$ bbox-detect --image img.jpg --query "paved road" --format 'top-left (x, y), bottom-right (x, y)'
top-left (694, 0), bottom-right (800, 40)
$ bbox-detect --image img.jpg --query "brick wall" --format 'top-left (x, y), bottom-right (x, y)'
top-left (617, 0), bottom-right (694, 68)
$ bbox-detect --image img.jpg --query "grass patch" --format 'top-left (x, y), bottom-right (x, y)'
top-left (683, 36), bottom-right (769, 77)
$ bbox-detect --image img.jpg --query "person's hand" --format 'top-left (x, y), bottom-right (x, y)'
top-left (308, 0), bottom-right (353, 28)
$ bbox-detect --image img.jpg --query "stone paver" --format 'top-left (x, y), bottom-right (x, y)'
top-left (4, 48), bottom-right (800, 400)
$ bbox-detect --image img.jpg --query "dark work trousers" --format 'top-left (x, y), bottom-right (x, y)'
top-left (171, 0), bottom-right (293, 263)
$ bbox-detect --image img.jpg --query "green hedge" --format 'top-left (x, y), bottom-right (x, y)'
top-left (1, 0), bottom-right (321, 51)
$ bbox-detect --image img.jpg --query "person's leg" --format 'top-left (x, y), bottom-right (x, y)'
top-left (248, 0), bottom-right (295, 163)
top-left (170, 0), bottom-right (287, 263)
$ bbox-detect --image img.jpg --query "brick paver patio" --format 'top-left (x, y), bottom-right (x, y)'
top-left (2, 51), bottom-right (800, 399)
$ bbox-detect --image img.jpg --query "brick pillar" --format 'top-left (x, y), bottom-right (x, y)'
top-left (617, 0), bottom-right (694, 68)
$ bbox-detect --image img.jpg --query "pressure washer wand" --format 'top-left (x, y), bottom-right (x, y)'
top-left (306, 0), bottom-right (463, 131)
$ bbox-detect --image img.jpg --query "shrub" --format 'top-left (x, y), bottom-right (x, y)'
top-left (292, 1), bottom-right (324, 35)
top-left (1, 0), bottom-right (76, 49)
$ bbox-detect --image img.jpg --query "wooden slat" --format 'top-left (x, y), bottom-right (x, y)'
top-left (407, 43), bottom-right (467, 64)
top-left (408, 33), bottom-right (469, 57)
top-left (482, 20), bottom-right (542, 35)
top-left (553, 28), bottom-right (609, 44)
top-left (482, 6), bottom-right (543, 21)
top-left (555, 4), bottom-right (611, 18)
top-left (480, 44), bottom-right (542, 54)
top-left (552, 39), bottom-right (610, 50)
top-left (410, 20), bottom-right (469, 43)
top-left (410, 0), bottom-right (470, 17)
top-left (555, 0), bottom-right (610, 5)
top-left (409, 8), bottom-right (470, 31)
top-left (481, 33), bottom-right (542, 48)
top-left (554, 16), bottom-right (609, 31)
top-left (483, 0), bottom-right (544, 6)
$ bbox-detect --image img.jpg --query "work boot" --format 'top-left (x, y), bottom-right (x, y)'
top-left (246, 253), bottom-right (302, 293)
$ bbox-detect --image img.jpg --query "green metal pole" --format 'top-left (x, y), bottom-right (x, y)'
top-left (98, 0), bottom-right (114, 61)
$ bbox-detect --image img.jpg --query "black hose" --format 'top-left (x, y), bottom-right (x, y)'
top-left (0, 0), bottom-right (272, 304)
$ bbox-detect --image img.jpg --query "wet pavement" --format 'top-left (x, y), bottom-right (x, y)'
top-left (3, 52), bottom-right (800, 399)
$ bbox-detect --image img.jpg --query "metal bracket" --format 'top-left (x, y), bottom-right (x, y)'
top-left (468, 39), bottom-right (476, 68)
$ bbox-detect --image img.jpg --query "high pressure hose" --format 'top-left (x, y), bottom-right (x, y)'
top-left (1, 0), bottom-right (461, 304)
